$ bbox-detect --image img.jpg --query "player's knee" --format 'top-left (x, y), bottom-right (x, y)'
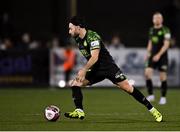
top-left (117, 80), bottom-right (133, 93)
top-left (160, 75), bottom-right (167, 81)
top-left (159, 72), bottom-right (167, 81)
top-left (145, 70), bottom-right (152, 79)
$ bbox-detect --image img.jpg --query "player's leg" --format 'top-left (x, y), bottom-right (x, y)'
top-left (116, 79), bottom-right (162, 122)
top-left (65, 70), bottom-right (105, 120)
top-left (145, 67), bottom-right (155, 101)
top-left (70, 79), bottom-right (89, 110)
top-left (107, 66), bottom-right (162, 122)
top-left (116, 80), bottom-right (153, 110)
top-left (158, 57), bottom-right (168, 105)
top-left (69, 70), bottom-right (105, 111)
top-left (64, 79), bottom-right (89, 119)
top-left (159, 71), bottom-right (167, 105)
top-left (65, 69), bottom-right (71, 86)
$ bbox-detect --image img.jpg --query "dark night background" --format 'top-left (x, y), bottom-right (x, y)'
top-left (0, 0), bottom-right (180, 47)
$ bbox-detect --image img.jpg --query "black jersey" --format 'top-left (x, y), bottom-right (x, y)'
top-left (149, 26), bottom-right (171, 57)
top-left (75, 30), bottom-right (115, 70)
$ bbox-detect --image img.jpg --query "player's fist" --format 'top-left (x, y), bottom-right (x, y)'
top-left (153, 54), bottom-right (160, 62)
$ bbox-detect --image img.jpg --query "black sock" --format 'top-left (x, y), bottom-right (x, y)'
top-left (130, 87), bottom-right (153, 110)
top-left (146, 79), bottom-right (153, 95)
top-left (71, 86), bottom-right (83, 110)
top-left (161, 81), bottom-right (167, 97)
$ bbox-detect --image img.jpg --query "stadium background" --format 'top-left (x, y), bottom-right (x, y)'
top-left (0, 0), bottom-right (180, 87)
top-left (1, 0), bottom-right (180, 131)
top-left (1, 0), bottom-right (180, 46)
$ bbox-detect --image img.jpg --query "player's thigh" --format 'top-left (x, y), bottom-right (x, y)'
top-left (159, 71), bottom-right (167, 81)
top-left (106, 65), bottom-right (133, 93)
top-left (158, 57), bottom-right (168, 72)
top-left (85, 70), bottom-right (105, 85)
top-left (145, 67), bottom-right (154, 79)
top-left (158, 57), bottom-right (168, 81)
top-left (106, 64), bottom-right (127, 85)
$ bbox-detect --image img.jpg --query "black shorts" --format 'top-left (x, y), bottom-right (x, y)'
top-left (146, 56), bottom-right (168, 72)
top-left (85, 63), bottom-right (127, 85)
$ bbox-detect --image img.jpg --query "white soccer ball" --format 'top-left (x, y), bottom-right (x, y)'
top-left (44, 105), bottom-right (60, 121)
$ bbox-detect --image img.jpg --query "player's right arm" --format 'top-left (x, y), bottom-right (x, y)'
top-left (146, 40), bottom-right (152, 60)
top-left (146, 27), bottom-right (153, 60)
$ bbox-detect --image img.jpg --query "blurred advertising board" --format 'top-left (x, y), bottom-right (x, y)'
top-left (50, 48), bottom-right (180, 87)
top-left (0, 50), bottom-right (49, 87)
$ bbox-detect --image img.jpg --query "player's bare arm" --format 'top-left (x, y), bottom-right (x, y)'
top-left (146, 40), bottom-right (152, 59)
top-left (77, 49), bottom-right (100, 82)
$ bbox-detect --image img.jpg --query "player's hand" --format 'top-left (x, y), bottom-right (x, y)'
top-left (69, 79), bottom-right (83, 86)
top-left (76, 68), bottom-right (87, 82)
top-left (153, 54), bottom-right (160, 62)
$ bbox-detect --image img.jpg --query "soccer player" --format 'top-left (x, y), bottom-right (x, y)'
top-left (64, 16), bottom-right (162, 122)
top-left (145, 12), bottom-right (171, 105)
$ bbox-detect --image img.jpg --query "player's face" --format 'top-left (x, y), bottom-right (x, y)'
top-left (153, 14), bottom-right (163, 26)
top-left (69, 23), bottom-right (79, 37)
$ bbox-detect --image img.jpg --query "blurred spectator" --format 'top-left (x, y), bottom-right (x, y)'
top-left (0, 38), bottom-right (13, 50)
top-left (47, 35), bottom-right (62, 49)
top-left (17, 33), bottom-right (39, 50)
top-left (52, 37), bottom-right (60, 48)
top-left (60, 37), bottom-right (76, 86)
top-left (67, 37), bottom-right (76, 48)
top-left (110, 33), bottom-right (125, 49)
top-left (0, 12), bottom-right (14, 39)
top-left (63, 45), bottom-right (76, 86)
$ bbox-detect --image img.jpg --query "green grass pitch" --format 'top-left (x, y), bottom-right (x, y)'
top-left (0, 87), bottom-right (180, 131)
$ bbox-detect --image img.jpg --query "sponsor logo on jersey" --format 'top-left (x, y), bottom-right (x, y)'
top-left (91, 41), bottom-right (99, 47)
top-left (158, 31), bottom-right (163, 36)
top-left (115, 72), bottom-right (125, 80)
top-left (152, 36), bottom-right (159, 44)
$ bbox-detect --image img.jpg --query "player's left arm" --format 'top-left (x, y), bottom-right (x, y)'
top-left (153, 29), bottom-right (171, 62)
top-left (157, 39), bottom-right (170, 57)
top-left (72, 49), bottom-right (100, 84)
top-left (83, 49), bottom-right (100, 70)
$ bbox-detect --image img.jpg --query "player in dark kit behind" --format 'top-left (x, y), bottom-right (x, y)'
top-left (64, 16), bottom-right (163, 122)
top-left (145, 12), bottom-right (171, 105)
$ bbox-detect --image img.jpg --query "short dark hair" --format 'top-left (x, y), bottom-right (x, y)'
top-left (69, 16), bottom-right (86, 28)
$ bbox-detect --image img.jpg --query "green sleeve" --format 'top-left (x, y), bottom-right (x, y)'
top-left (88, 31), bottom-right (101, 51)
top-left (163, 27), bottom-right (171, 40)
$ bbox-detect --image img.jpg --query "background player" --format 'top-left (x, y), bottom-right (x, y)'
top-left (145, 12), bottom-right (171, 105)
